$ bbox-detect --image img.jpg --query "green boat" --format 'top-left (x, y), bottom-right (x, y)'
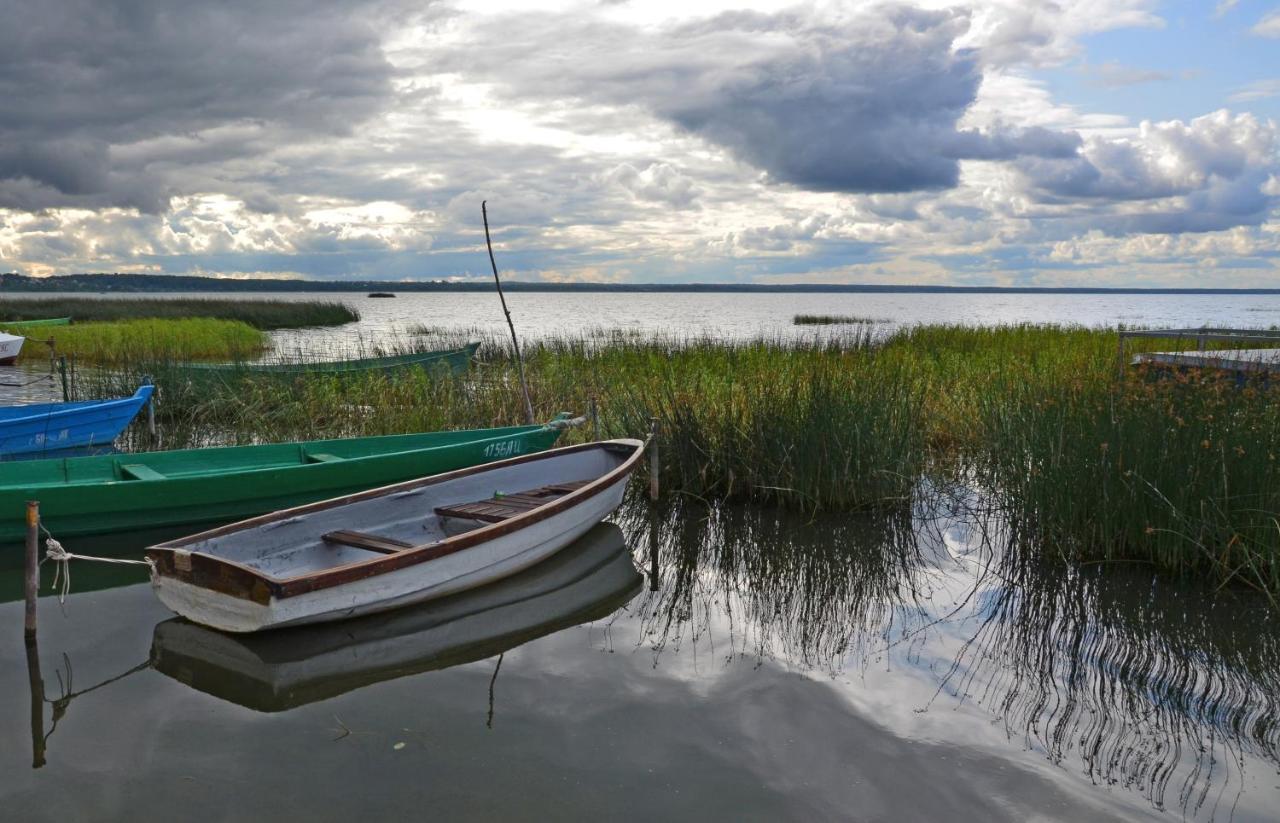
top-left (182, 342), bottom-right (480, 378)
top-left (0, 316), bottom-right (71, 330)
top-left (0, 416), bottom-right (570, 543)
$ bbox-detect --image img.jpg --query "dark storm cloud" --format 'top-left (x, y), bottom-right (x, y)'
top-left (443, 6), bottom-right (1082, 194)
top-left (0, 0), bottom-right (402, 212)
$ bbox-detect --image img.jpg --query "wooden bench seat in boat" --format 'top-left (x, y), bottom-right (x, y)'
top-left (321, 529), bottom-right (414, 554)
top-left (433, 480), bottom-right (591, 523)
top-left (120, 463), bottom-right (166, 481)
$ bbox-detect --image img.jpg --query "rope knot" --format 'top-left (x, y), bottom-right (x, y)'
top-left (45, 538), bottom-right (69, 563)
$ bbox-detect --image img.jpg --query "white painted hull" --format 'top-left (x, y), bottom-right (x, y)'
top-left (0, 333), bottom-right (23, 365)
top-left (149, 439), bottom-right (644, 633)
top-left (150, 522), bottom-right (641, 710)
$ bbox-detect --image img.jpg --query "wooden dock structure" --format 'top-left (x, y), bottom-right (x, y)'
top-left (1119, 328), bottom-right (1280, 379)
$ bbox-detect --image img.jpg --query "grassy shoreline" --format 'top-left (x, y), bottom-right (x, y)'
top-left (0, 297), bottom-right (357, 329)
top-left (63, 323), bottom-right (1280, 596)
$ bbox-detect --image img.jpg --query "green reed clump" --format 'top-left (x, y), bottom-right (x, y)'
top-left (82, 332), bottom-right (924, 510)
top-left (975, 368), bottom-right (1280, 596)
top-left (18, 319), bottom-right (267, 365)
top-left (0, 297), bottom-right (357, 329)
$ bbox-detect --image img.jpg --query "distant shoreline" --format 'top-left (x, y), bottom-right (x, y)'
top-left (2, 273), bottom-right (1278, 295)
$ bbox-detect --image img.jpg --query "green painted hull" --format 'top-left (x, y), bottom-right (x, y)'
top-left (0, 316), bottom-right (72, 330)
top-left (0, 419), bottom-right (565, 543)
top-left (182, 342), bottom-right (480, 378)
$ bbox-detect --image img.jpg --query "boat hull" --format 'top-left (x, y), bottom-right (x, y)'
top-left (151, 471), bottom-right (630, 632)
top-left (150, 522), bottom-right (642, 711)
top-left (0, 385), bottom-right (153, 458)
top-left (183, 341), bottom-right (479, 379)
top-left (0, 317), bottom-right (71, 330)
top-left (0, 422), bottom-right (565, 543)
top-left (0, 333), bottom-right (22, 366)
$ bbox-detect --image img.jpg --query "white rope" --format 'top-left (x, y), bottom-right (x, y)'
top-left (42, 537), bottom-right (155, 605)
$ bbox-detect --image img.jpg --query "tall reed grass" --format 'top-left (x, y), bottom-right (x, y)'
top-left (69, 323), bottom-right (1280, 594)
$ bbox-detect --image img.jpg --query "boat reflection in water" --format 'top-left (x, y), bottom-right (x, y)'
top-left (149, 522), bottom-right (641, 712)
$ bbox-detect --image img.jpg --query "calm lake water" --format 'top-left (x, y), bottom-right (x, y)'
top-left (1, 290), bottom-right (1278, 819)
top-left (4, 289), bottom-right (1277, 403)
top-left (1, 495), bottom-right (1276, 821)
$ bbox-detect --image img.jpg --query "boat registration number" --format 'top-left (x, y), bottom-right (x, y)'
top-left (483, 439), bottom-right (524, 458)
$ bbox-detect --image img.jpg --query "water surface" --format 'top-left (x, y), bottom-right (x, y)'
top-left (1, 497), bottom-right (1275, 821)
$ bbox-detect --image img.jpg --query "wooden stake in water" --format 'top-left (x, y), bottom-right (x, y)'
top-left (24, 501), bottom-right (39, 638)
top-left (648, 417), bottom-right (660, 502)
top-left (482, 201), bottom-right (535, 426)
top-left (24, 635), bottom-right (46, 768)
top-left (648, 505), bottom-right (660, 592)
top-left (57, 356), bottom-right (69, 402)
top-left (589, 396), bottom-right (600, 441)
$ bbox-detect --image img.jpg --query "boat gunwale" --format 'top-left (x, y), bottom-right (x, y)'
top-left (183, 341), bottom-right (480, 374)
top-left (3, 418), bottom-right (554, 489)
top-left (0, 384), bottom-right (152, 424)
top-left (146, 438), bottom-right (644, 604)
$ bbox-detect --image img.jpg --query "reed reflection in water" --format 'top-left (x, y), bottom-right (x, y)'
top-left (620, 495), bottom-right (1280, 819)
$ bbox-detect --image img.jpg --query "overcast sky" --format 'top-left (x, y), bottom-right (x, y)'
top-left (1, 0), bottom-right (1279, 286)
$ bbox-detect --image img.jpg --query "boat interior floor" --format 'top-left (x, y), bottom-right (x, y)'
top-left (313, 480), bottom-right (592, 558)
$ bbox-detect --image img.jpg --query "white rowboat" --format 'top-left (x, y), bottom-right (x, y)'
top-left (147, 438), bottom-right (645, 633)
top-left (150, 522), bottom-right (642, 710)
top-left (0, 333), bottom-right (23, 366)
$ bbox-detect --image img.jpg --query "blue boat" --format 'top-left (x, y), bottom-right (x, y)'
top-left (0, 384), bottom-right (154, 458)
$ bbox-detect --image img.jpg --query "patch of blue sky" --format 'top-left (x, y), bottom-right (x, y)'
top-left (1033, 0), bottom-right (1280, 123)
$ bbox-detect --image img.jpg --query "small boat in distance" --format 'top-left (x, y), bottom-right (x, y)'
top-left (150, 522), bottom-right (642, 711)
top-left (0, 384), bottom-right (153, 459)
top-left (0, 316), bottom-right (72, 330)
top-left (147, 439), bottom-right (645, 632)
top-left (179, 341), bottom-right (479, 379)
top-left (0, 417), bottom-right (572, 543)
top-left (0, 332), bottom-right (23, 366)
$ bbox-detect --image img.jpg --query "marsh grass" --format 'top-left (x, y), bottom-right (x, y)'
top-left (71, 322), bottom-right (1280, 594)
top-left (18, 319), bottom-right (268, 365)
top-left (0, 297), bottom-right (357, 329)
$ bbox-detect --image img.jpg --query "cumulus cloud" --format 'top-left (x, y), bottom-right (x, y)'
top-left (444, 6), bottom-right (1080, 194)
top-left (1017, 110), bottom-right (1280, 234)
top-left (0, 0), bottom-right (401, 212)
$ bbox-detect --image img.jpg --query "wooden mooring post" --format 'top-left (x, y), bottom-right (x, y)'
top-left (24, 501), bottom-right (39, 638)
top-left (24, 635), bottom-right (46, 768)
top-left (589, 396), bottom-right (600, 441)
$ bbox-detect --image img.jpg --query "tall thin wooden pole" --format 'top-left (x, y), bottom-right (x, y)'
top-left (24, 501), bottom-right (39, 638)
top-left (482, 201), bottom-right (535, 426)
top-left (648, 417), bottom-right (660, 502)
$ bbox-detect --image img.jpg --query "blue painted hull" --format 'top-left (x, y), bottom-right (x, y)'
top-left (0, 384), bottom-right (154, 457)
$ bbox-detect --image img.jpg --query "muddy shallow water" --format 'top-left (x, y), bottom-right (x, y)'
top-left (1, 496), bottom-right (1275, 821)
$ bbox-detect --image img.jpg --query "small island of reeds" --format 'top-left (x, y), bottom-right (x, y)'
top-left (793, 314), bottom-right (888, 325)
